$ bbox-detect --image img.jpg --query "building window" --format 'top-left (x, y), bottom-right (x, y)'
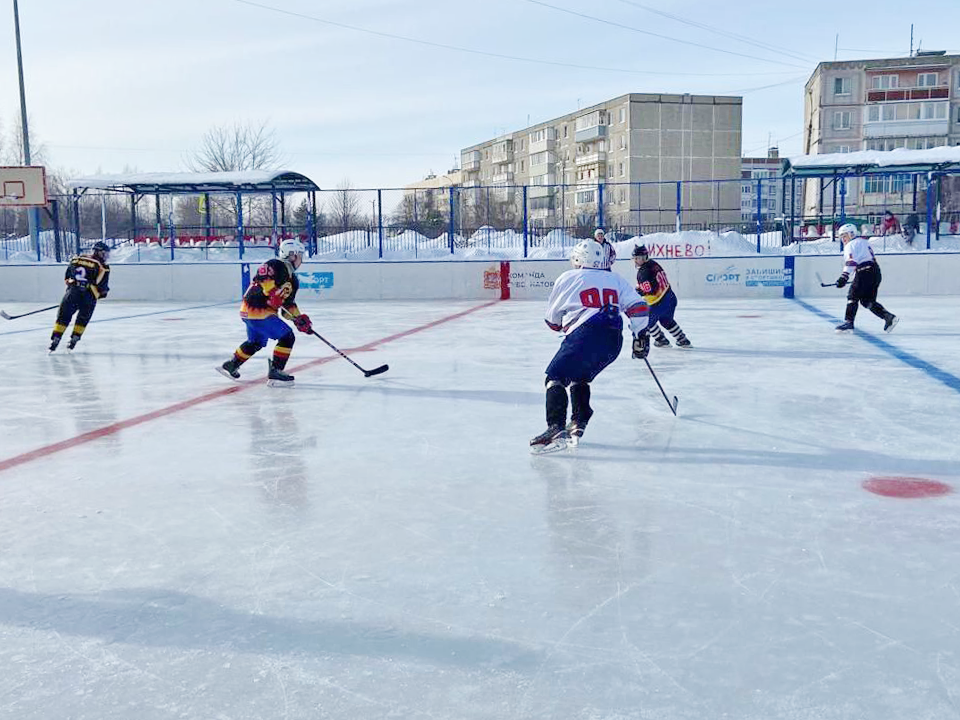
top-left (619, 107), bottom-right (627, 123)
top-left (833, 111), bottom-right (851, 130)
top-left (837, 145), bottom-right (850, 153)
top-left (618, 162), bottom-right (624, 177)
top-left (833, 77), bottom-right (851, 95)
top-left (871, 74), bottom-right (899, 89)
top-left (917, 72), bottom-right (939, 87)
top-left (576, 190), bottom-right (595, 205)
top-left (619, 134), bottom-right (627, 150)
top-left (867, 105), bottom-right (880, 122)
top-left (922, 101), bottom-right (947, 119)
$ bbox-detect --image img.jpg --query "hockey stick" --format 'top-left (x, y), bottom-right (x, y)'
top-left (814, 272), bottom-right (838, 288)
top-left (644, 358), bottom-right (678, 416)
top-left (0, 304), bottom-right (58, 321)
top-left (308, 329), bottom-right (389, 377)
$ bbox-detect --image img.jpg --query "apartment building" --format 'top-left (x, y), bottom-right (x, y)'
top-left (803, 51), bottom-right (960, 218)
top-left (460, 93), bottom-right (742, 231)
top-left (740, 148), bottom-right (803, 223)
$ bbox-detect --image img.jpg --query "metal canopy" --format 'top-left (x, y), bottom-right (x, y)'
top-left (64, 170), bottom-right (320, 195)
top-left (782, 147), bottom-right (960, 178)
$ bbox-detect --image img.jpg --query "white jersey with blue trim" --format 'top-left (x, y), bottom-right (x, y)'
top-left (545, 268), bottom-right (649, 336)
top-left (842, 237), bottom-right (876, 275)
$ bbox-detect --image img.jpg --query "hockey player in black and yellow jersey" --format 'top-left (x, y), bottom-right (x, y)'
top-left (49, 241), bottom-right (111, 352)
top-left (633, 244), bottom-right (691, 349)
top-left (216, 239), bottom-right (313, 387)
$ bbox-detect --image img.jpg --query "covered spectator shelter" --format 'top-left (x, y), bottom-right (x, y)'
top-left (781, 147), bottom-right (960, 248)
top-left (64, 170), bottom-right (321, 258)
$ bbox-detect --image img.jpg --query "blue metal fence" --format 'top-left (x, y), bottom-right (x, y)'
top-left (3, 173), bottom-right (959, 262)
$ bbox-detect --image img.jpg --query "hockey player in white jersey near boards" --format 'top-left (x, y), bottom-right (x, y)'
top-left (531, 239), bottom-right (650, 452)
top-left (834, 223), bottom-right (898, 333)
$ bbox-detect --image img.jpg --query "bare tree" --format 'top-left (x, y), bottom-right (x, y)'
top-left (2, 114), bottom-right (47, 166)
top-left (327, 180), bottom-right (362, 232)
top-left (187, 120), bottom-right (285, 227)
top-left (189, 120), bottom-right (284, 173)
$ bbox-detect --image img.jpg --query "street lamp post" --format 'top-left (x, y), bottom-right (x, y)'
top-left (12, 0), bottom-right (40, 252)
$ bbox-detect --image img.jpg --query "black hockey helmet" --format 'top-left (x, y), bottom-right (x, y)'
top-left (92, 241), bottom-right (110, 254)
top-left (632, 244), bottom-right (649, 258)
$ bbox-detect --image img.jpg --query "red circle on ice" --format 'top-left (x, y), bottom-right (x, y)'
top-left (862, 476), bottom-right (953, 498)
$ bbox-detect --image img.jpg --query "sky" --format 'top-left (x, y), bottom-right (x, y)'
top-left (2, 0), bottom-right (959, 191)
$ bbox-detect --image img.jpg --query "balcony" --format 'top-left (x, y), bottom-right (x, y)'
top-left (867, 87), bottom-right (949, 102)
top-left (863, 118), bottom-right (949, 138)
top-left (574, 124), bottom-right (607, 143)
top-left (575, 151), bottom-right (607, 167)
top-left (461, 151), bottom-right (481, 171)
top-left (528, 136), bottom-right (556, 154)
top-left (491, 172), bottom-right (514, 184)
top-left (528, 185), bottom-right (556, 199)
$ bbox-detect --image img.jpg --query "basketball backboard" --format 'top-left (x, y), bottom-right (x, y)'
top-left (0, 166), bottom-right (47, 207)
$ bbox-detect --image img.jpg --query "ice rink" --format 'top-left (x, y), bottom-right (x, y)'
top-left (1, 295), bottom-right (959, 720)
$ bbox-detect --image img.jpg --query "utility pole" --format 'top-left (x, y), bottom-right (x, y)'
top-left (13, 0), bottom-right (40, 252)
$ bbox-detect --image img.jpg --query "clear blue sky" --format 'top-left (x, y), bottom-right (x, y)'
top-left (3, 0), bottom-right (958, 190)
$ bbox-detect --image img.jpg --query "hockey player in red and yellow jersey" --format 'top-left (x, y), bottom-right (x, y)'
top-left (49, 241), bottom-right (111, 352)
top-left (633, 244), bottom-right (691, 349)
top-left (217, 239), bottom-right (313, 386)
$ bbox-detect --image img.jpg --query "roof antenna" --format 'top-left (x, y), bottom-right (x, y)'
top-left (910, 23), bottom-right (914, 56)
top-left (834, 34), bottom-right (839, 61)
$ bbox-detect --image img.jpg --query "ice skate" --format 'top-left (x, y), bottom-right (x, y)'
top-left (530, 425), bottom-right (568, 454)
top-left (884, 314), bottom-right (899, 333)
top-left (217, 359), bottom-right (241, 380)
top-left (66, 334), bottom-right (80, 351)
top-left (835, 321), bottom-right (855, 333)
top-left (653, 335), bottom-right (670, 348)
top-left (676, 337), bottom-right (692, 349)
top-left (48, 337), bottom-right (60, 353)
top-left (267, 360), bottom-right (295, 388)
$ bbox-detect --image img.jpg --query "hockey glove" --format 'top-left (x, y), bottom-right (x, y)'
top-left (836, 274), bottom-right (848, 288)
top-left (632, 332), bottom-right (650, 360)
top-left (266, 286), bottom-right (286, 309)
top-left (292, 313), bottom-right (313, 334)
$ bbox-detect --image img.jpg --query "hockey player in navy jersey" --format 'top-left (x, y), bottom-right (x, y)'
top-left (531, 239), bottom-right (650, 452)
top-left (833, 223), bottom-right (898, 333)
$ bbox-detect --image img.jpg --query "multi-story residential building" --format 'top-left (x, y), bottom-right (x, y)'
top-left (802, 51), bottom-right (960, 220)
top-left (740, 148), bottom-right (804, 224)
top-left (460, 93), bottom-right (742, 232)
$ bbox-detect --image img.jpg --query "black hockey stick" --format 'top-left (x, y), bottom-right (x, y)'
top-left (815, 272), bottom-right (838, 288)
top-left (0, 304), bottom-right (58, 321)
top-left (308, 329), bottom-right (389, 377)
top-left (644, 358), bottom-right (678, 416)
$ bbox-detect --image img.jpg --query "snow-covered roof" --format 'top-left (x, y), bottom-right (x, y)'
top-left (783, 147), bottom-right (960, 176)
top-left (65, 170), bottom-right (320, 194)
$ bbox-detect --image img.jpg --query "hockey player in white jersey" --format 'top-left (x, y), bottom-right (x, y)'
top-left (833, 223), bottom-right (898, 333)
top-left (531, 239), bottom-right (650, 452)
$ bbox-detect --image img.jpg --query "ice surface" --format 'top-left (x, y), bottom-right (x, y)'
top-left (1, 297), bottom-right (959, 719)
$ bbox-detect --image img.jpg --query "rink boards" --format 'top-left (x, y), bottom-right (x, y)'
top-left (1, 253), bottom-right (959, 303)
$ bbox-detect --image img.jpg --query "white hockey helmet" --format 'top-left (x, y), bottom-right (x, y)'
top-left (837, 223), bottom-right (858, 241)
top-left (278, 238), bottom-right (306, 259)
top-left (571, 239), bottom-right (612, 270)
top-left (593, 228), bottom-right (606, 240)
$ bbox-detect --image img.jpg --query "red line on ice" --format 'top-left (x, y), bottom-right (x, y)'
top-left (0, 300), bottom-right (499, 474)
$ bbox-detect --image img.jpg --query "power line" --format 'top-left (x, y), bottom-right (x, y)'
top-left (718, 75), bottom-right (807, 95)
top-left (225, 0), bottom-right (801, 77)
top-left (523, 0), bottom-right (810, 70)
top-left (611, 0), bottom-right (820, 65)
